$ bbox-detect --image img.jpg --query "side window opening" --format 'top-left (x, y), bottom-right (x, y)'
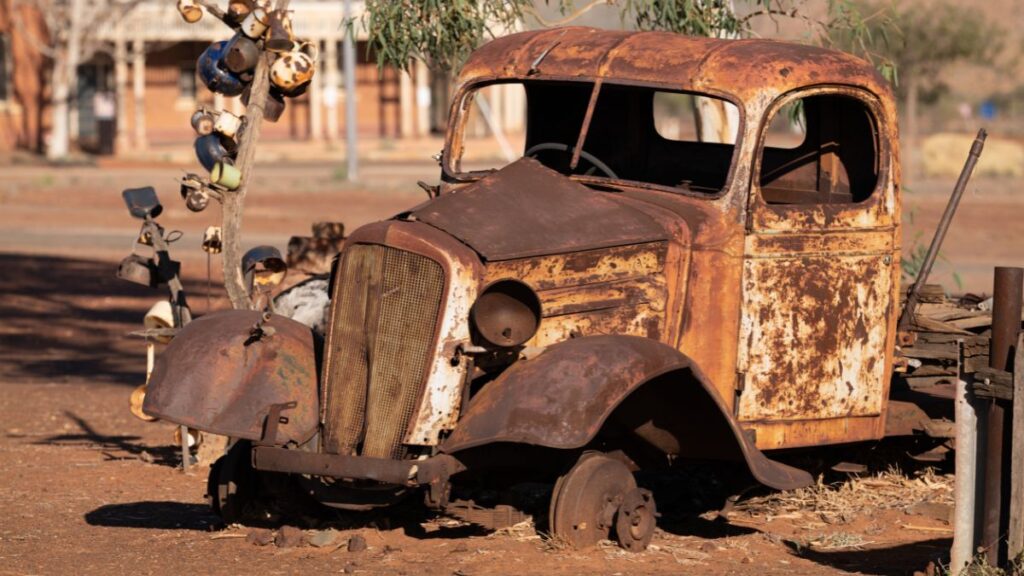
top-left (759, 94), bottom-right (880, 205)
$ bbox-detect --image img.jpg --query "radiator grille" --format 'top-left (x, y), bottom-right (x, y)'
top-left (322, 244), bottom-right (445, 459)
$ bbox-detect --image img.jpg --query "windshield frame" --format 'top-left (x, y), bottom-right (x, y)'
top-left (442, 76), bottom-right (747, 201)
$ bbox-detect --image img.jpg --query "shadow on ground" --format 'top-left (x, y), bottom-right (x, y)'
top-left (85, 502), bottom-right (219, 531)
top-left (36, 410), bottom-right (183, 467)
top-left (784, 537), bottom-right (950, 576)
top-left (0, 253), bottom-right (223, 385)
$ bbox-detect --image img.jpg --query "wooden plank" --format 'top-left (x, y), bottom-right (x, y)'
top-left (950, 315), bottom-right (995, 330)
top-left (914, 315), bottom-right (974, 334)
top-left (901, 342), bottom-right (960, 361)
top-left (1008, 332), bottom-right (1024, 558)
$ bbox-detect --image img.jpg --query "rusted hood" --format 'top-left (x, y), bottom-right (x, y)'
top-left (143, 310), bottom-right (320, 444)
top-left (412, 158), bottom-right (667, 261)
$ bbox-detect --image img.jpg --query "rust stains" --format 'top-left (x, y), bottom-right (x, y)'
top-left (440, 335), bottom-right (813, 491)
top-left (144, 310), bottom-right (319, 444)
top-left (458, 27), bottom-right (892, 105)
top-left (412, 158), bottom-right (668, 261)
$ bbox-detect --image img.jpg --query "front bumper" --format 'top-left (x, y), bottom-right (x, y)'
top-left (251, 446), bottom-right (465, 487)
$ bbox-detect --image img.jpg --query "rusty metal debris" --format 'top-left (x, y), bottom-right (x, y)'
top-left (144, 310), bottom-right (319, 445)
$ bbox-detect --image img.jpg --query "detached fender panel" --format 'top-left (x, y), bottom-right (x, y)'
top-left (144, 310), bottom-right (319, 444)
top-left (441, 335), bottom-right (811, 491)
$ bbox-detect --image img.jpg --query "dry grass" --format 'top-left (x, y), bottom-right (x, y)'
top-left (922, 133), bottom-right (1024, 178)
top-left (733, 466), bottom-right (954, 525)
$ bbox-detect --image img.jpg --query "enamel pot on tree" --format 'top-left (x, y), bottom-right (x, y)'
top-left (194, 133), bottom-right (236, 172)
top-left (190, 109), bottom-right (215, 135)
top-left (197, 41), bottom-right (247, 97)
top-left (225, 34), bottom-right (260, 74)
top-left (264, 10), bottom-right (295, 53)
top-left (269, 42), bottom-right (318, 92)
top-left (225, 0), bottom-right (253, 24)
top-left (177, 0), bottom-right (203, 23)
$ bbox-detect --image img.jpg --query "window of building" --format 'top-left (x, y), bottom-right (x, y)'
top-left (758, 93), bottom-right (880, 205)
top-left (178, 62), bottom-right (197, 100)
top-left (0, 34), bottom-right (10, 101)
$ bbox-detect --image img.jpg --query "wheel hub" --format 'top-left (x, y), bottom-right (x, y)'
top-left (615, 488), bottom-right (657, 552)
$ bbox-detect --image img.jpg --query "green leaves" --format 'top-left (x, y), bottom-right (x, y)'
top-left (625, 0), bottom-right (744, 37)
top-left (362, 0), bottom-right (907, 81)
top-left (364, 0), bottom-right (530, 72)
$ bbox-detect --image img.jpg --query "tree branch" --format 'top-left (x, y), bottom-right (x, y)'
top-left (522, 0), bottom-right (614, 28)
top-left (218, 0), bottom-right (292, 310)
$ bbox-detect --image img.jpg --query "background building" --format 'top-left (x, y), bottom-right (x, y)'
top-left (0, 0), bottom-right (508, 155)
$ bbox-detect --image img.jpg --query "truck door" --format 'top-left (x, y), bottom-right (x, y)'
top-left (736, 88), bottom-right (899, 446)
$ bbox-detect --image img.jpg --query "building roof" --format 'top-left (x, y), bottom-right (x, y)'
top-left (458, 27), bottom-right (892, 103)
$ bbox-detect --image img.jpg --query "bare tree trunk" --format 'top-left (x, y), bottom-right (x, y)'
top-left (47, 49), bottom-right (70, 159)
top-left (691, 0), bottom-right (738, 145)
top-left (905, 74), bottom-right (920, 181)
top-left (694, 95), bottom-right (739, 144)
top-left (46, 0), bottom-right (83, 160)
top-left (219, 0), bottom-right (291, 310)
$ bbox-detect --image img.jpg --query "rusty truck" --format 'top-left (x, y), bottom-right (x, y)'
top-left (143, 27), bottom-right (935, 551)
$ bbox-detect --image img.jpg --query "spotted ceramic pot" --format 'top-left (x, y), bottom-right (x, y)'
top-left (269, 42), bottom-right (317, 91)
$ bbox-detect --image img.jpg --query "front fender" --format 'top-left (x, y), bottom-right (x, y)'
top-left (440, 335), bottom-right (811, 490)
top-left (144, 310), bottom-right (319, 444)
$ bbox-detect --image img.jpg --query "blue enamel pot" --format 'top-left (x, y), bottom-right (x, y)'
top-left (194, 133), bottom-right (236, 172)
top-left (197, 41), bottom-right (247, 97)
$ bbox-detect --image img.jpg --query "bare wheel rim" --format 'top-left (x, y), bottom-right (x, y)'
top-left (550, 453), bottom-right (637, 549)
top-left (615, 487), bottom-right (657, 552)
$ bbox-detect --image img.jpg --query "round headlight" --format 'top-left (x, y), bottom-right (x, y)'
top-left (470, 279), bottom-right (542, 348)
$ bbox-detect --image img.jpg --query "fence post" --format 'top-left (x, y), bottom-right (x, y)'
top-left (1008, 331), bottom-right (1024, 560)
top-left (953, 361), bottom-right (979, 574)
top-left (981, 267), bottom-right (1023, 566)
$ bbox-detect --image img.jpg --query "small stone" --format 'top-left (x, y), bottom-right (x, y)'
top-left (275, 525), bottom-right (304, 548)
top-left (246, 528), bottom-right (275, 546)
top-left (700, 541), bottom-right (716, 553)
top-left (138, 451), bottom-right (154, 463)
top-left (307, 529), bottom-right (340, 548)
top-left (347, 534), bottom-right (367, 553)
top-left (383, 544), bottom-right (400, 554)
top-left (905, 502), bottom-right (953, 525)
top-left (449, 543), bottom-right (469, 554)
top-left (741, 556), bottom-right (752, 564)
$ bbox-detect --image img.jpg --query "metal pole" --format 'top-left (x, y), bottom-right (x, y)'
top-left (898, 129), bottom-right (986, 331)
top-left (952, 366), bottom-right (979, 574)
top-left (981, 266), bottom-right (1023, 565)
top-left (342, 0), bottom-right (359, 181)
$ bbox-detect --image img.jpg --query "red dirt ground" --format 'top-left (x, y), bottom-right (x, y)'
top-left (1, 162), bottom-right (1017, 575)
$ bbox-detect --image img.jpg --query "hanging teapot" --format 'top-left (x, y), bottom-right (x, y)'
top-left (269, 42), bottom-right (318, 92)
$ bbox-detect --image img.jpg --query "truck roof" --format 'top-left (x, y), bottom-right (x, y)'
top-left (458, 27), bottom-right (892, 103)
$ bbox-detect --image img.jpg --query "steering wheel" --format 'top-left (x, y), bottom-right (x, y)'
top-left (525, 142), bottom-right (619, 179)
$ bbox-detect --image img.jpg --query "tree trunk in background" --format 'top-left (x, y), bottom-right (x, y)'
top-left (47, 52), bottom-right (69, 159)
top-left (693, 95), bottom-right (739, 144)
top-left (905, 74), bottom-right (919, 181)
top-left (46, 0), bottom-right (83, 160)
top-left (692, 2), bottom-right (739, 145)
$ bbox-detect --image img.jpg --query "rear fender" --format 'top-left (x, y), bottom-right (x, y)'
top-left (440, 335), bottom-right (811, 491)
top-left (144, 310), bottom-right (320, 444)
